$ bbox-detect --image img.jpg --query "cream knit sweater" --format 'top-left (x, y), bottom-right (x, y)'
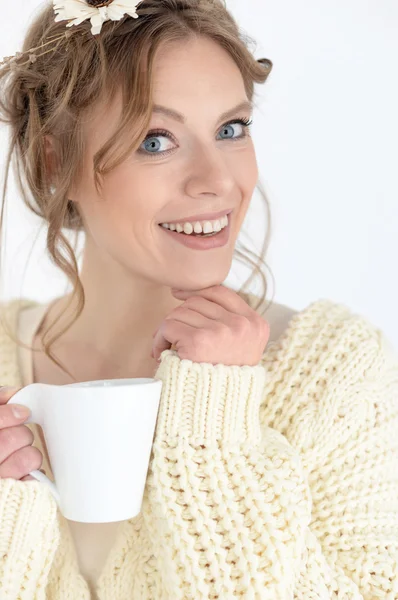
top-left (0, 297), bottom-right (397, 599)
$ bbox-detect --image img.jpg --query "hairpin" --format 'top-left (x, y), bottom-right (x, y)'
top-left (54, 0), bottom-right (144, 35)
top-left (0, 1), bottom-right (272, 77)
top-left (0, 0), bottom-right (144, 71)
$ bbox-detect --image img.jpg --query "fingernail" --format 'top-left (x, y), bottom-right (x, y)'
top-left (12, 404), bottom-right (31, 419)
top-left (0, 386), bottom-right (16, 394)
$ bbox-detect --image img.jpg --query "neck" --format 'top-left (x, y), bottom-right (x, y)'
top-left (41, 244), bottom-right (184, 378)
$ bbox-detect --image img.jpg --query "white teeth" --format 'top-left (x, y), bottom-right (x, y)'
top-left (160, 214), bottom-right (229, 235)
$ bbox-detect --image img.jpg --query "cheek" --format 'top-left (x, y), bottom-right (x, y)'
top-left (230, 148), bottom-right (258, 230)
top-left (96, 172), bottom-right (169, 256)
top-left (230, 139), bottom-right (258, 178)
top-left (97, 168), bottom-right (156, 224)
top-left (75, 168), bottom-right (145, 244)
top-left (245, 144), bottom-right (259, 185)
top-left (235, 147), bottom-right (259, 201)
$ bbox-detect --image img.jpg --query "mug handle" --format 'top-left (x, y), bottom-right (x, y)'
top-left (7, 384), bottom-right (61, 505)
top-left (27, 470), bottom-right (61, 504)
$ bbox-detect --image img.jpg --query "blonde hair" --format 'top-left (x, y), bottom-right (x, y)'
top-left (0, 0), bottom-right (274, 381)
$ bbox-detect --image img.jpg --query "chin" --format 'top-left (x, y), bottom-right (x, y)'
top-left (171, 269), bottom-right (232, 291)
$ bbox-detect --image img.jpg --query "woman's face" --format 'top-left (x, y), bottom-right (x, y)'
top-left (71, 36), bottom-right (259, 290)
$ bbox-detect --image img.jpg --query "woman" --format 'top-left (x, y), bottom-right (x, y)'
top-left (0, 1), bottom-right (397, 598)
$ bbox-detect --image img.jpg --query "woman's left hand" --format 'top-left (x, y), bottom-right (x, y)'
top-left (151, 285), bottom-right (270, 366)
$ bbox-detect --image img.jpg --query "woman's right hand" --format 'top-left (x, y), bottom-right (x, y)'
top-left (0, 386), bottom-right (44, 482)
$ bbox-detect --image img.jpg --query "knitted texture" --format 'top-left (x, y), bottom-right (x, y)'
top-left (0, 297), bottom-right (397, 599)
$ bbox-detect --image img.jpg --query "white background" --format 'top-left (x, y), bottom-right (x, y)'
top-left (1, 0), bottom-right (397, 347)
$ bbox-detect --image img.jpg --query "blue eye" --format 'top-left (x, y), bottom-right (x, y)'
top-left (138, 117), bottom-right (253, 158)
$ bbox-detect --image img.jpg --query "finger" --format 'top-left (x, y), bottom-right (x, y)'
top-left (0, 386), bottom-right (31, 429)
top-left (173, 295), bottom-right (230, 323)
top-left (152, 320), bottom-right (194, 361)
top-left (153, 309), bottom-right (215, 360)
top-left (21, 468), bottom-right (47, 482)
top-left (0, 424), bottom-right (35, 464)
top-left (0, 403), bottom-right (31, 429)
top-left (151, 299), bottom-right (216, 342)
top-left (0, 446), bottom-right (43, 480)
top-left (167, 304), bottom-right (217, 328)
top-left (151, 301), bottom-right (235, 361)
top-left (172, 285), bottom-right (252, 316)
top-left (0, 386), bottom-right (22, 405)
top-left (152, 335), bottom-right (171, 361)
top-left (165, 297), bottom-right (249, 342)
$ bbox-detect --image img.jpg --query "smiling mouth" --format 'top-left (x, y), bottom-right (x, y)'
top-left (158, 225), bottom-right (221, 237)
top-left (158, 211), bottom-right (232, 237)
top-left (158, 215), bottom-right (231, 250)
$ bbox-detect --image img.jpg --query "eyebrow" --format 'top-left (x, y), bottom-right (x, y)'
top-left (151, 100), bottom-right (253, 124)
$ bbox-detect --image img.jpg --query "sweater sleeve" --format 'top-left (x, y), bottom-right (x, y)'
top-left (141, 349), bottom-right (314, 599)
top-left (0, 478), bottom-right (60, 599)
top-left (291, 325), bottom-right (398, 598)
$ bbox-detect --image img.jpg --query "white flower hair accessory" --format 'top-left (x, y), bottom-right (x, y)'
top-left (53, 0), bottom-right (145, 36)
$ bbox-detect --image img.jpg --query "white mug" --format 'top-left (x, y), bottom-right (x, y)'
top-left (7, 378), bottom-right (163, 523)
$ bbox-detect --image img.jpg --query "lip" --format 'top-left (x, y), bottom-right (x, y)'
top-left (158, 215), bottom-right (231, 250)
top-left (158, 208), bottom-right (233, 226)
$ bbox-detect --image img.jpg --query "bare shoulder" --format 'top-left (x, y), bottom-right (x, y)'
top-left (239, 292), bottom-right (299, 344)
